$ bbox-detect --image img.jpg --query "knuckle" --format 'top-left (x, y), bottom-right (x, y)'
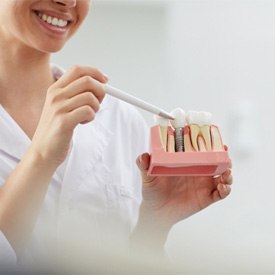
top-left (85, 93), bottom-right (100, 112)
top-left (85, 92), bottom-right (95, 102)
top-left (83, 106), bottom-right (95, 120)
top-left (94, 103), bottom-right (100, 112)
top-left (48, 95), bottom-right (58, 106)
top-left (47, 86), bottom-right (56, 98)
top-left (82, 76), bottom-right (93, 86)
top-left (93, 67), bottom-right (101, 75)
top-left (70, 65), bottom-right (82, 74)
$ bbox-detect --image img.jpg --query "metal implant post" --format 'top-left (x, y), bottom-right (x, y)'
top-left (170, 108), bottom-right (186, 152)
top-left (175, 127), bottom-right (184, 152)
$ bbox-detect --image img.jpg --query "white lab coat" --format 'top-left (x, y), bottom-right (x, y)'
top-left (0, 66), bottom-right (150, 265)
top-left (0, 231), bottom-right (16, 267)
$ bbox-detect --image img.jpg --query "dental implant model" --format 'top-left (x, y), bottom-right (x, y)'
top-left (170, 108), bottom-right (186, 152)
top-left (148, 108), bottom-right (231, 176)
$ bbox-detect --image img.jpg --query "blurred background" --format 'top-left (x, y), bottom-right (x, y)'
top-left (53, 0), bottom-right (275, 273)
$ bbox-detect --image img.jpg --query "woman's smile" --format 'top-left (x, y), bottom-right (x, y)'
top-left (32, 9), bottom-right (73, 36)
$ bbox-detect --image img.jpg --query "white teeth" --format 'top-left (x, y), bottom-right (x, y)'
top-left (186, 111), bottom-right (200, 125)
top-left (58, 19), bottom-right (67, 27)
top-left (200, 111), bottom-right (213, 126)
top-left (186, 111), bottom-right (212, 127)
top-left (38, 12), bottom-right (68, 28)
top-left (52, 17), bottom-right (58, 26)
top-left (46, 16), bottom-right (52, 24)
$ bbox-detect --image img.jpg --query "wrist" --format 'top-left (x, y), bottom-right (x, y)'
top-left (130, 202), bottom-right (172, 251)
top-left (25, 146), bottom-right (59, 175)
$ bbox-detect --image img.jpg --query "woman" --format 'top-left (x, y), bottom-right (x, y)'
top-left (0, 0), bottom-right (232, 270)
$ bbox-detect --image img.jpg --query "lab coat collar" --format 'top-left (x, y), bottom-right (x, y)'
top-left (0, 105), bottom-right (31, 160)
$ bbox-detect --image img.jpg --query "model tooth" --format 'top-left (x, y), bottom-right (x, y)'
top-left (154, 115), bottom-right (169, 151)
top-left (199, 111), bottom-right (212, 151)
top-left (199, 111), bottom-right (213, 126)
top-left (186, 111), bottom-right (200, 125)
top-left (167, 127), bottom-right (175, 152)
top-left (159, 127), bottom-right (168, 151)
top-left (210, 126), bottom-right (224, 151)
top-left (186, 111), bottom-right (213, 152)
top-left (197, 136), bottom-right (207, 152)
top-left (183, 127), bottom-right (195, 152)
top-left (189, 124), bottom-right (200, 151)
top-left (200, 125), bottom-right (211, 151)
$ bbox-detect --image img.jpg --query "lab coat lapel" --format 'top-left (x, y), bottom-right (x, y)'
top-left (0, 105), bottom-right (63, 183)
top-left (59, 107), bottom-right (114, 203)
top-left (0, 105), bottom-right (30, 160)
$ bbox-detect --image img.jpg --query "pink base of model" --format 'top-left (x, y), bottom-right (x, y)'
top-left (148, 125), bottom-right (231, 176)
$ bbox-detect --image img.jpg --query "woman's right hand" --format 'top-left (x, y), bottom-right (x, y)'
top-left (30, 66), bottom-right (108, 168)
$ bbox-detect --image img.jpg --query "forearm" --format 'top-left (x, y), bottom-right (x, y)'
top-left (0, 147), bottom-right (57, 255)
top-left (129, 202), bottom-right (172, 253)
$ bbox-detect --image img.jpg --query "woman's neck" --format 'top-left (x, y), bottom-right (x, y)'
top-left (0, 42), bottom-right (55, 110)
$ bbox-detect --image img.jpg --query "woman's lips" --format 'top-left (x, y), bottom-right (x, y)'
top-left (33, 10), bottom-right (71, 36)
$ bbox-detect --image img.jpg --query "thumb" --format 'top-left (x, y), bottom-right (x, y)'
top-left (136, 152), bottom-right (150, 171)
top-left (136, 153), bottom-right (155, 184)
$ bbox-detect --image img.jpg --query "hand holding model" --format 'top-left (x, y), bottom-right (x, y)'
top-left (132, 108), bottom-right (233, 250)
top-left (132, 153), bottom-right (232, 252)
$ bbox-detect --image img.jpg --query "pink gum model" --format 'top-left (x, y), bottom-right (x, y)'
top-left (148, 125), bottom-right (231, 176)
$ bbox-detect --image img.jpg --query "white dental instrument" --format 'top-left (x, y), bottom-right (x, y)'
top-left (104, 84), bottom-right (175, 120)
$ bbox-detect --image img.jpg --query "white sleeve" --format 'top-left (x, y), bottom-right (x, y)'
top-left (0, 231), bottom-right (16, 266)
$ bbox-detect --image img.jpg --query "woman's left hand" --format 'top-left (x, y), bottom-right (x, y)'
top-left (136, 152), bottom-right (233, 231)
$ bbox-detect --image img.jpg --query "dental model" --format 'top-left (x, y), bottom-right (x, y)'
top-left (170, 108), bottom-right (186, 152)
top-left (186, 111), bottom-right (213, 152)
top-left (153, 115), bottom-right (169, 151)
top-left (148, 109), bottom-right (230, 176)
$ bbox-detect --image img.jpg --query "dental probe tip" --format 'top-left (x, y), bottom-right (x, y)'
top-left (159, 111), bottom-right (175, 120)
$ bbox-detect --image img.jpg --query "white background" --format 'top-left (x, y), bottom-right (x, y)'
top-left (53, 0), bottom-right (275, 273)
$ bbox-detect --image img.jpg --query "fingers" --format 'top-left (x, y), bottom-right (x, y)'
top-left (67, 105), bottom-right (96, 127)
top-left (60, 76), bottom-right (106, 103)
top-left (218, 182), bottom-right (231, 197)
top-left (63, 92), bottom-right (100, 113)
top-left (45, 65), bottom-right (108, 128)
top-left (53, 65), bottom-right (109, 88)
top-left (212, 168), bottom-right (233, 202)
top-left (214, 169), bottom-right (233, 186)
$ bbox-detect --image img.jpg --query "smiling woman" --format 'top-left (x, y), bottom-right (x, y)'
top-left (0, 0), bottom-right (232, 273)
top-left (0, 0), bottom-right (89, 52)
